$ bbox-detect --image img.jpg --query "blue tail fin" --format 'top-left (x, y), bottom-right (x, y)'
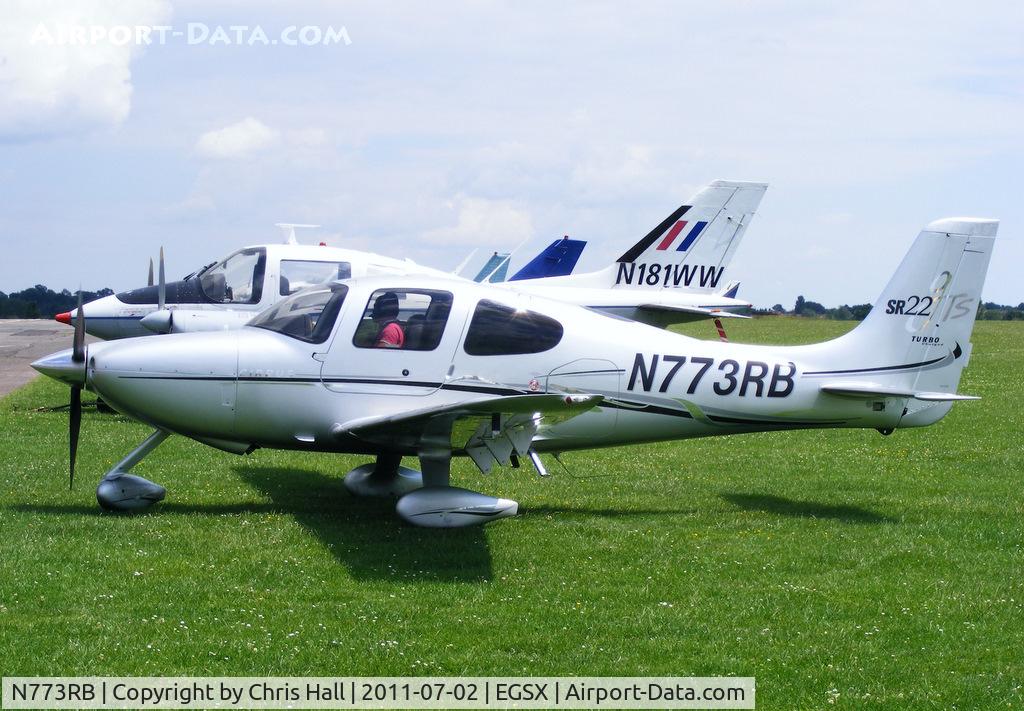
top-left (508, 237), bottom-right (587, 281)
top-left (473, 252), bottom-right (511, 283)
top-left (721, 281), bottom-right (740, 299)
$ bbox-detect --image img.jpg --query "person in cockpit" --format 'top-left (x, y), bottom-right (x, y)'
top-left (372, 292), bottom-right (405, 348)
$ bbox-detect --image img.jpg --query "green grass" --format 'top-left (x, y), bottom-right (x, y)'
top-left (0, 318), bottom-right (1022, 709)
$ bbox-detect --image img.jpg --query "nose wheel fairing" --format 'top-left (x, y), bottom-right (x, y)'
top-left (97, 474), bottom-right (166, 511)
top-left (95, 429), bottom-right (169, 511)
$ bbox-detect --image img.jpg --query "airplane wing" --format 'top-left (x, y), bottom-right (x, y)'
top-left (332, 393), bottom-right (603, 473)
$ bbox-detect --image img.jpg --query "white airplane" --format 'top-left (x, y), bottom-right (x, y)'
top-left (57, 230), bottom-right (453, 340)
top-left (33, 216), bottom-right (997, 528)
top-left (57, 180), bottom-right (764, 339)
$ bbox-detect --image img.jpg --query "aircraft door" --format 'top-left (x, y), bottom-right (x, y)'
top-left (320, 288), bottom-right (467, 396)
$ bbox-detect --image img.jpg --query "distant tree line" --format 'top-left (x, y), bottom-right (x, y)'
top-left (0, 285), bottom-right (114, 318)
top-left (755, 295), bottom-right (1024, 321)
top-left (2, 284), bottom-right (1022, 322)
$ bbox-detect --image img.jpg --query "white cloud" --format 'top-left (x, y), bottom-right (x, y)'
top-left (0, 0), bottom-right (170, 140)
top-left (196, 117), bottom-right (280, 159)
top-left (423, 197), bottom-right (534, 247)
top-left (194, 120), bottom-right (330, 159)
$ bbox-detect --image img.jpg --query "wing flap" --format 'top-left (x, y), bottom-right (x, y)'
top-left (332, 393), bottom-right (603, 472)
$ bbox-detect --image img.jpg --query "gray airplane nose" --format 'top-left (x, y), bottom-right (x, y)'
top-left (31, 348), bottom-right (86, 387)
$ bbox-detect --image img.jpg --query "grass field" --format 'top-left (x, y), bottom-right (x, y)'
top-left (0, 317), bottom-right (1021, 709)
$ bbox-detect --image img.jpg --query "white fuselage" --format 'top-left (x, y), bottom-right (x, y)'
top-left (79, 276), bottom-right (916, 459)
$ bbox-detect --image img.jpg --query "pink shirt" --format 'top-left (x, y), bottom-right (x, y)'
top-left (377, 322), bottom-right (404, 348)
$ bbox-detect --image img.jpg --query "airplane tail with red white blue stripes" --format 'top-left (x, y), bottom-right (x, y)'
top-left (607, 180), bottom-right (766, 292)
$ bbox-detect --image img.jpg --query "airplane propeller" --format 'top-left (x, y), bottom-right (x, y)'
top-left (158, 246), bottom-right (166, 311)
top-left (148, 257), bottom-right (154, 287)
top-left (140, 246), bottom-right (174, 334)
top-left (69, 290), bottom-right (86, 490)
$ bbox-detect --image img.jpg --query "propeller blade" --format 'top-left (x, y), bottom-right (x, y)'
top-left (72, 290), bottom-right (85, 363)
top-left (69, 386), bottom-right (81, 490)
top-left (158, 246), bottom-right (166, 311)
top-left (148, 258), bottom-right (154, 287)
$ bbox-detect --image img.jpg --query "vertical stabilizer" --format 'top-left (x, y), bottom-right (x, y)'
top-left (509, 237), bottom-right (587, 281)
top-left (610, 180), bottom-right (767, 292)
top-left (820, 217), bottom-right (998, 426)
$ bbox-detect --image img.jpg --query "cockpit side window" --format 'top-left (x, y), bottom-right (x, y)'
top-left (463, 300), bottom-right (563, 356)
top-left (280, 260), bottom-right (353, 295)
top-left (200, 248), bottom-right (266, 304)
top-left (249, 284), bottom-right (348, 343)
top-left (352, 290), bottom-right (453, 351)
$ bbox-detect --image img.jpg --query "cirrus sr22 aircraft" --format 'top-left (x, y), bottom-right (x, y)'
top-left (32, 216), bottom-right (996, 527)
top-left (58, 180), bottom-right (765, 340)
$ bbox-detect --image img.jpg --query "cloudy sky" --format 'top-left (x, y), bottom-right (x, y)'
top-left (1, 0), bottom-right (1021, 308)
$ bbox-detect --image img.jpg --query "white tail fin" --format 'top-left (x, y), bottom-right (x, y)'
top-left (818, 217), bottom-right (998, 426)
top-left (609, 180), bottom-right (766, 291)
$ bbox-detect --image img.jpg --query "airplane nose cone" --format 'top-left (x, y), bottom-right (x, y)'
top-left (55, 311), bottom-right (73, 325)
top-left (31, 348), bottom-right (86, 387)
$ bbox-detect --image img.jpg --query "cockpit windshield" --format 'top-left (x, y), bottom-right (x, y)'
top-left (199, 248), bottom-right (266, 304)
top-left (249, 284), bottom-right (348, 343)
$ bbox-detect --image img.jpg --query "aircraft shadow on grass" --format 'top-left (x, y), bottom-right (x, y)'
top-left (10, 467), bottom-right (493, 584)
top-left (720, 492), bottom-right (893, 524)
top-left (10, 466), bottom-right (701, 582)
top-left (521, 505), bottom-right (698, 518)
top-left (234, 466), bottom-right (494, 584)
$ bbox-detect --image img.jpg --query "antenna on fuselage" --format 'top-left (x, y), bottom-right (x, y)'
top-left (274, 223), bottom-right (321, 245)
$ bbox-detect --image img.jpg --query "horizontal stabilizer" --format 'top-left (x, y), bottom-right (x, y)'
top-left (638, 304), bottom-right (751, 320)
top-left (820, 382), bottom-right (980, 401)
top-left (912, 392), bottom-right (981, 402)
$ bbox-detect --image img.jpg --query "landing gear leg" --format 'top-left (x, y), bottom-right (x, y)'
top-left (396, 419), bottom-right (518, 528)
top-left (343, 453), bottom-right (423, 497)
top-left (96, 429), bottom-right (169, 511)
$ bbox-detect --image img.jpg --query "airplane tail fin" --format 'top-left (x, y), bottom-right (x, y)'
top-left (508, 237), bottom-right (587, 281)
top-left (474, 252), bottom-right (511, 283)
top-left (817, 217), bottom-right (998, 427)
top-left (610, 180), bottom-right (766, 292)
top-left (719, 280), bottom-right (741, 299)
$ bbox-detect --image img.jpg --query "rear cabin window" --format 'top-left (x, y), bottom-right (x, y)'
top-left (279, 260), bottom-right (352, 295)
top-left (463, 300), bottom-right (563, 356)
top-left (352, 289), bottom-right (453, 351)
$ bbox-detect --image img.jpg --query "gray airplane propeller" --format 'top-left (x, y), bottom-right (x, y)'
top-left (139, 247), bottom-right (175, 334)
